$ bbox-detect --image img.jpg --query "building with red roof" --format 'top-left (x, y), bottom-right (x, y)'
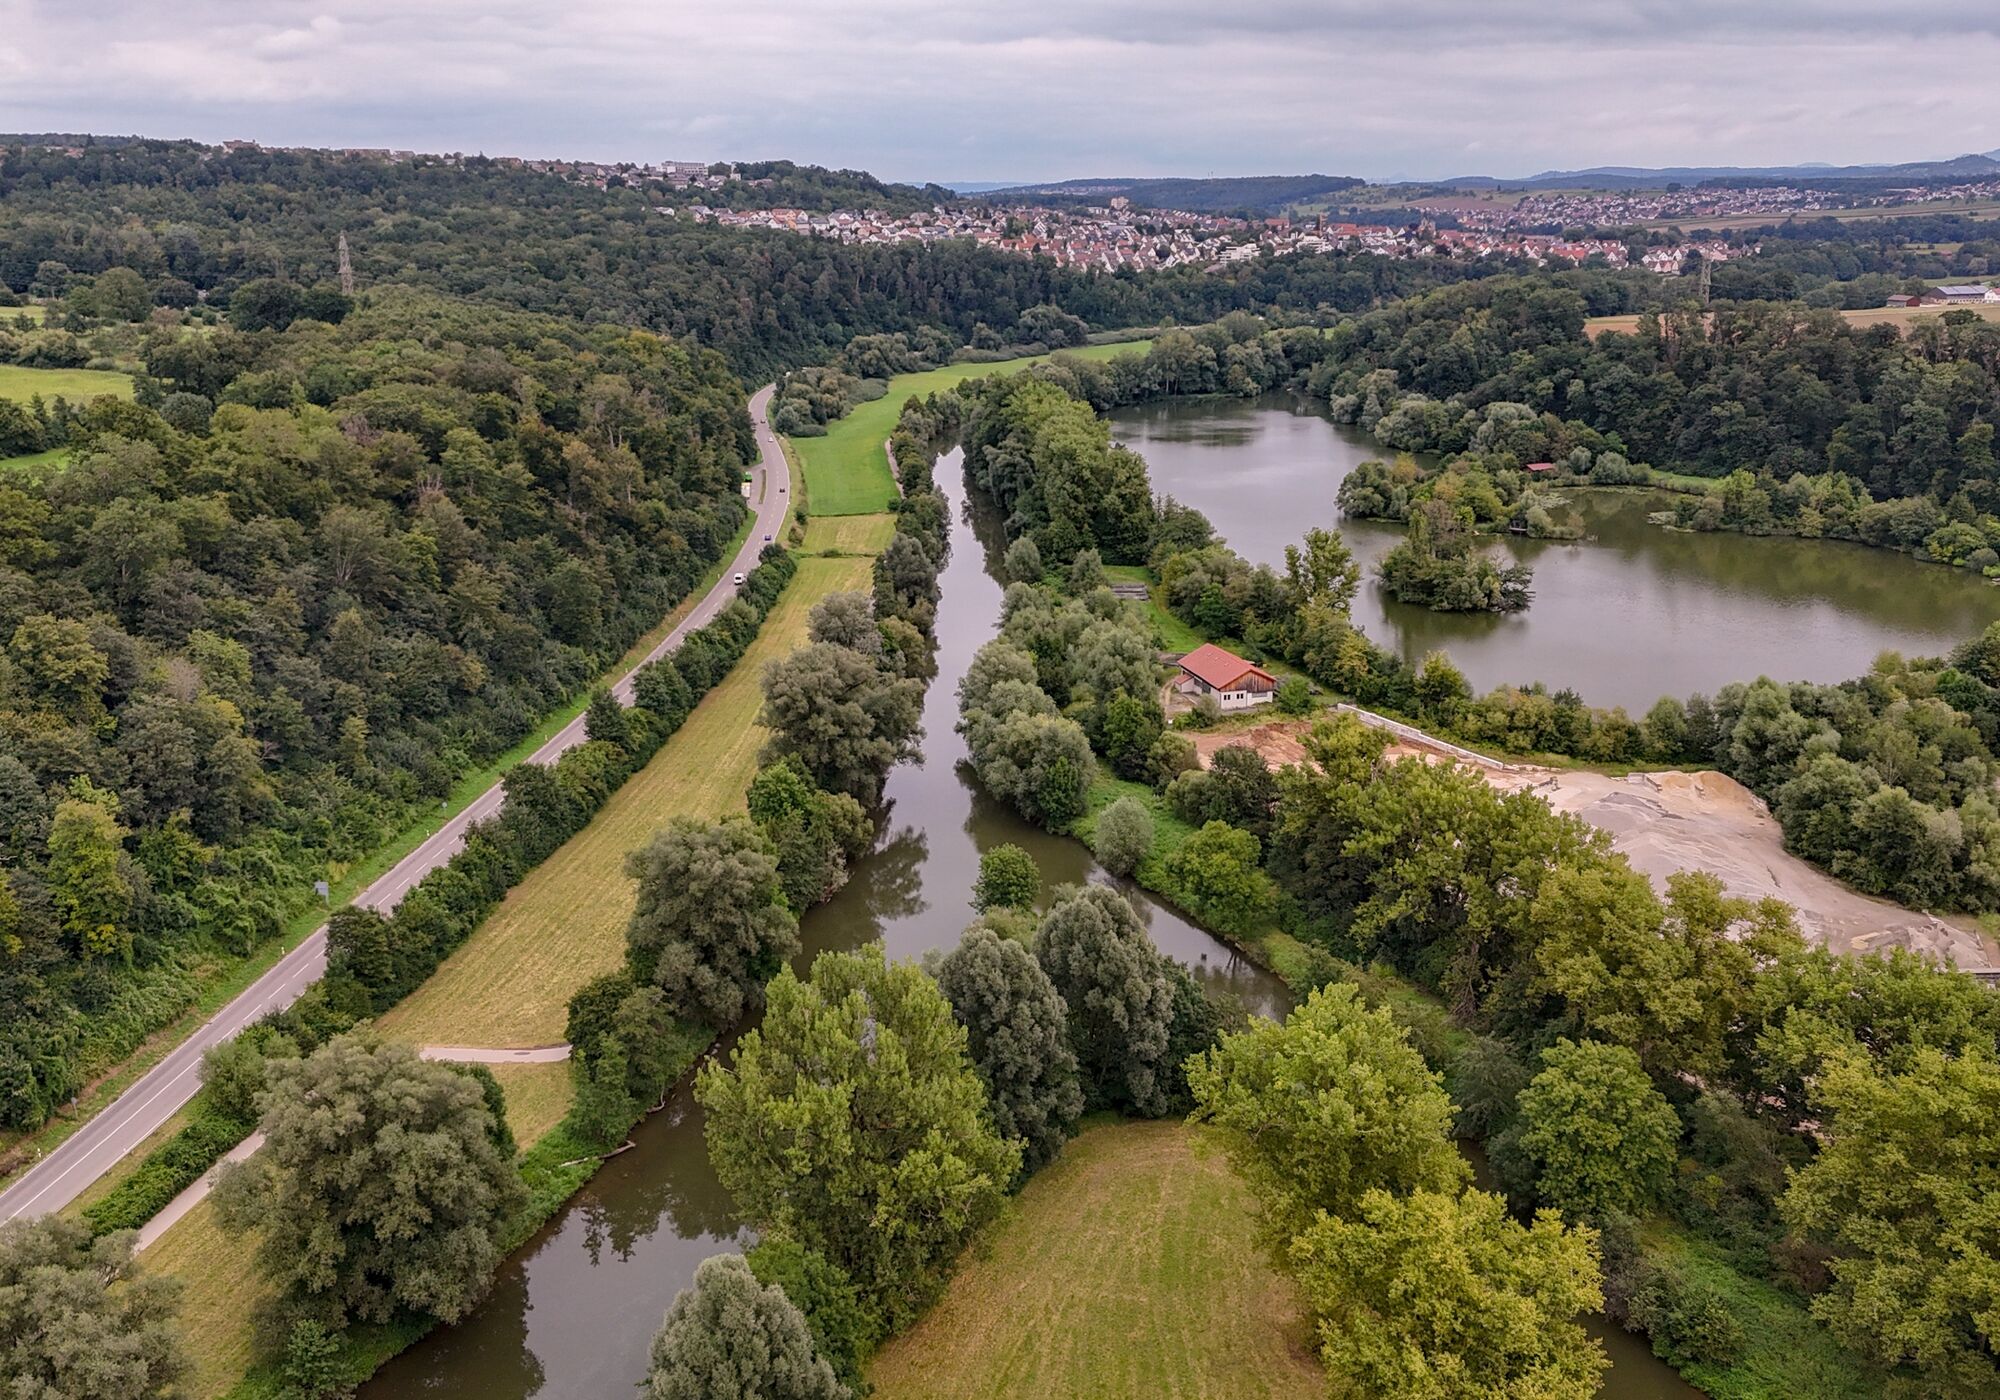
top-left (1174, 643), bottom-right (1278, 711)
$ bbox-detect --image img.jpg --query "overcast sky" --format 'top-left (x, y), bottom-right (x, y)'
top-left (2, 2), bottom-right (1996, 183)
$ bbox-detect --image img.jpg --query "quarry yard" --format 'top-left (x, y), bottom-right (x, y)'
top-left (1195, 720), bottom-right (2000, 973)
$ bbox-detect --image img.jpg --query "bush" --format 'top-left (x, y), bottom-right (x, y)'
top-left (1627, 1262), bottom-right (1746, 1369)
top-left (972, 844), bottom-right (1040, 913)
top-left (1276, 675), bottom-right (1312, 714)
top-left (746, 1237), bottom-right (882, 1393)
top-left (1093, 796), bottom-right (1154, 877)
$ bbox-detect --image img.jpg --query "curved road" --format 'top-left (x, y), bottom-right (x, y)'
top-left (0, 385), bottom-right (791, 1225)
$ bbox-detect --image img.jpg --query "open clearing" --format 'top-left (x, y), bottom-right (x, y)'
top-left (801, 513), bottom-right (898, 553)
top-left (483, 1060), bottom-right (576, 1145)
top-left (1587, 304), bottom-right (2000, 339)
top-left (0, 362), bottom-right (134, 402)
top-left (376, 552), bottom-right (878, 1049)
top-left (1199, 720), bottom-right (2000, 972)
top-left (868, 1119), bottom-right (1321, 1400)
top-left (791, 341), bottom-right (1152, 516)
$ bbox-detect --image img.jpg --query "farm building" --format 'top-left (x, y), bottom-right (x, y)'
top-left (1175, 643), bottom-right (1278, 711)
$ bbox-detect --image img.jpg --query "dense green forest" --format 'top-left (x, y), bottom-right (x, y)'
top-left (0, 289), bottom-right (750, 1128)
top-left (0, 141), bottom-right (1643, 380)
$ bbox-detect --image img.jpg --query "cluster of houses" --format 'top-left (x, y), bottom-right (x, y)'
top-left (682, 201), bottom-right (1758, 276)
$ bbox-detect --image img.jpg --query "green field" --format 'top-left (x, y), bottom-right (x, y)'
top-left (0, 447), bottom-right (70, 473)
top-left (1, 303), bottom-right (47, 325)
top-left (1587, 304), bottom-right (2000, 339)
top-left (868, 1119), bottom-right (1322, 1400)
top-left (0, 362), bottom-right (134, 402)
top-left (801, 513), bottom-right (898, 554)
top-left (790, 341), bottom-right (1153, 516)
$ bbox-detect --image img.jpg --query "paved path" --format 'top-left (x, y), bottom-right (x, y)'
top-left (0, 385), bottom-right (791, 1226)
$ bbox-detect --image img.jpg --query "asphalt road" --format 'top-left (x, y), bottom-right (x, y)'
top-left (0, 385), bottom-right (792, 1225)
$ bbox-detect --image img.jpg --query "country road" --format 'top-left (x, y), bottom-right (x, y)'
top-left (0, 384), bottom-right (792, 1226)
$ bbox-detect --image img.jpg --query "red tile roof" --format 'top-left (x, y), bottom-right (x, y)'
top-left (1178, 643), bottom-right (1275, 691)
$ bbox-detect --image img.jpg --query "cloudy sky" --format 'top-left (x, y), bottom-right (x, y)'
top-left (2, 1), bottom-right (1996, 183)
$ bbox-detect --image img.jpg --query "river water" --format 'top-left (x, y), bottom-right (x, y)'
top-left (1110, 395), bottom-right (2000, 712)
top-left (363, 450), bottom-right (1289, 1398)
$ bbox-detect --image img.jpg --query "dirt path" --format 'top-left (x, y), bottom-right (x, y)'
top-left (1196, 718), bottom-right (2000, 972)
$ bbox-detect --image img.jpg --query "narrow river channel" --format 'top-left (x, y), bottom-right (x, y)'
top-left (1111, 395), bottom-right (2000, 711)
top-left (363, 449), bottom-right (1289, 1397)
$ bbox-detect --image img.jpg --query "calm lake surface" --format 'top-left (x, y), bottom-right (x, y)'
top-left (1110, 395), bottom-right (2000, 712)
top-left (363, 450), bottom-right (1289, 1398)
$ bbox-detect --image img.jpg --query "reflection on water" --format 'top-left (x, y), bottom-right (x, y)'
top-left (363, 449), bottom-right (1290, 1398)
top-left (1113, 396), bottom-right (2000, 712)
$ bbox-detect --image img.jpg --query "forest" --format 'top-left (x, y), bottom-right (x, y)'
top-left (0, 289), bottom-right (751, 1129)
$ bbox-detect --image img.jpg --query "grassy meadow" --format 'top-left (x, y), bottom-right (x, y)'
top-left (0, 362), bottom-right (134, 402)
top-left (867, 1120), bottom-right (1322, 1400)
top-left (790, 340), bottom-right (1152, 516)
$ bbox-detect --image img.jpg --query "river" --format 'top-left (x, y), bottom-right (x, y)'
top-left (1110, 395), bottom-right (2000, 712)
top-left (362, 450), bottom-right (1289, 1397)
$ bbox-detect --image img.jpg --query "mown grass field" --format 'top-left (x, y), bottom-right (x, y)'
top-left (802, 513), bottom-right (898, 554)
top-left (867, 1119), bottom-right (1322, 1400)
top-left (791, 341), bottom-right (1153, 516)
top-left (0, 362), bottom-right (134, 402)
top-left (484, 1061), bottom-right (578, 1146)
top-left (376, 551), bottom-right (879, 1049)
top-left (147, 1199), bottom-right (278, 1399)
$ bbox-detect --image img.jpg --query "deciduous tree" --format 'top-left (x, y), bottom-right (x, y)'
top-left (626, 815), bottom-right (797, 1029)
top-left (934, 926), bottom-right (1082, 1174)
top-left (645, 1253), bottom-right (847, 1400)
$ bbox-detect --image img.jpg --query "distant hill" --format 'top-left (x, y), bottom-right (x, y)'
top-left (968, 173), bottom-right (1366, 216)
top-left (1438, 152), bottom-right (2000, 190)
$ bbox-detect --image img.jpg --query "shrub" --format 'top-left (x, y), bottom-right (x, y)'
top-left (1093, 796), bottom-right (1154, 877)
top-left (1627, 1263), bottom-right (1746, 1369)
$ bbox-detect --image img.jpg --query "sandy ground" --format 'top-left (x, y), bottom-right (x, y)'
top-left (1195, 722), bottom-right (2000, 972)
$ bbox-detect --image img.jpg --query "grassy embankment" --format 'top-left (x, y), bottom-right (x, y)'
top-left (791, 341), bottom-right (1153, 516)
top-left (867, 1120), bottom-right (1322, 1400)
top-left (152, 547), bottom-right (883, 1399)
top-left (0, 509), bottom-right (754, 1191)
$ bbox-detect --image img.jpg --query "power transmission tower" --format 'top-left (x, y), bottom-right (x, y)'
top-left (336, 231), bottom-right (354, 296)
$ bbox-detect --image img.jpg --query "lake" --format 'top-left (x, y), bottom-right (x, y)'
top-left (1109, 395), bottom-right (2000, 712)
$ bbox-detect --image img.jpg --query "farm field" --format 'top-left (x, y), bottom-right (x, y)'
top-left (1639, 198), bottom-right (2000, 232)
top-left (790, 340), bottom-right (1152, 516)
top-left (375, 550), bottom-right (880, 1050)
top-left (1586, 303), bottom-right (2000, 338)
top-left (0, 362), bottom-right (134, 401)
top-left (801, 512), bottom-right (898, 553)
top-left (867, 1120), bottom-right (1322, 1400)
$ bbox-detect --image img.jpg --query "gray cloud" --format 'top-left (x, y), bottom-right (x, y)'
top-left (2, 1), bottom-right (1996, 180)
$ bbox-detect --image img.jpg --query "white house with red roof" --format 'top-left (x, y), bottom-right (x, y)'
top-left (1174, 643), bottom-right (1278, 711)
